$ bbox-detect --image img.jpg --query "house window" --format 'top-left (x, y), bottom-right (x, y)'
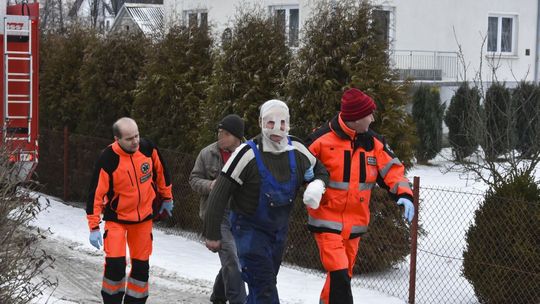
top-left (372, 7), bottom-right (394, 49)
top-left (487, 15), bottom-right (517, 54)
top-left (184, 10), bottom-right (208, 28)
top-left (270, 5), bottom-right (299, 47)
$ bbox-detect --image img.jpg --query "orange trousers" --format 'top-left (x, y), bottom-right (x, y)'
top-left (101, 220), bottom-right (153, 304)
top-left (314, 232), bottom-right (360, 304)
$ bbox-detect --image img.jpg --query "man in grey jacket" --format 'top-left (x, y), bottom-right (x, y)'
top-left (189, 114), bottom-right (247, 304)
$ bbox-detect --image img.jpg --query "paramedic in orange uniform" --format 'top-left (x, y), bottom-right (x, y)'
top-left (86, 117), bottom-right (173, 304)
top-left (305, 88), bottom-right (414, 304)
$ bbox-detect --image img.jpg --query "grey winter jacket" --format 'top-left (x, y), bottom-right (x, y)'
top-left (189, 142), bottom-right (225, 219)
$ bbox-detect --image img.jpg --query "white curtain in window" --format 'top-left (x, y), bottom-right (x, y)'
top-left (501, 17), bottom-right (513, 52)
top-left (487, 16), bottom-right (498, 52)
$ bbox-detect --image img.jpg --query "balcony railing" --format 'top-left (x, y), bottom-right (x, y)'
top-left (390, 50), bottom-right (459, 81)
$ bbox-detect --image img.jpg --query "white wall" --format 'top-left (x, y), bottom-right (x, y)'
top-left (164, 0), bottom-right (539, 83)
top-left (374, 0), bottom-right (538, 83)
top-left (164, 0), bottom-right (320, 35)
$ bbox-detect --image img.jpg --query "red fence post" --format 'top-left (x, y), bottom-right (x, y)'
top-left (63, 126), bottom-right (69, 201)
top-left (409, 176), bottom-right (420, 304)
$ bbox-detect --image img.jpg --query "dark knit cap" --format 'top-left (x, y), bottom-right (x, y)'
top-left (340, 88), bottom-right (377, 121)
top-left (217, 114), bottom-right (244, 140)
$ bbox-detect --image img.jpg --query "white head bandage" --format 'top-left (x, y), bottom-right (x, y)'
top-left (259, 99), bottom-right (292, 153)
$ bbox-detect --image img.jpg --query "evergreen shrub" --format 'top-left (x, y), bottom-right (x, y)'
top-left (513, 82), bottom-right (540, 158)
top-left (463, 171), bottom-right (540, 304)
top-left (483, 83), bottom-right (513, 160)
top-left (444, 82), bottom-right (480, 161)
top-left (412, 85), bottom-right (445, 163)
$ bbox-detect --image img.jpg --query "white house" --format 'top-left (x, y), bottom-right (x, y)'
top-left (67, 0), bottom-right (117, 31)
top-left (163, 0), bottom-right (539, 92)
top-left (109, 2), bottom-right (164, 37)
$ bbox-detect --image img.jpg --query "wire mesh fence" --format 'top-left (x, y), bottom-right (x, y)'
top-left (35, 128), bottom-right (540, 303)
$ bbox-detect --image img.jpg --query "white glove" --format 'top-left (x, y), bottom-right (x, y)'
top-left (303, 179), bottom-right (325, 209)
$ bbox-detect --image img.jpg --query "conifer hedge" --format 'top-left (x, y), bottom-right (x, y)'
top-left (132, 25), bottom-right (213, 151)
top-left (513, 82), bottom-right (540, 158)
top-left (286, 0), bottom-right (416, 168)
top-left (444, 82), bottom-right (480, 161)
top-left (412, 85), bottom-right (444, 163)
top-left (483, 83), bottom-right (513, 160)
top-left (205, 7), bottom-right (291, 140)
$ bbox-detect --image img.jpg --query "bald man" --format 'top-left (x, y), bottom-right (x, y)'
top-left (86, 117), bottom-right (173, 304)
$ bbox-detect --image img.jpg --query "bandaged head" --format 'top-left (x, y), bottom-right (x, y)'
top-left (259, 99), bottom-right (292, 153)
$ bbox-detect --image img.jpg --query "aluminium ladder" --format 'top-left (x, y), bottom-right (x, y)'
top-left (3, 15), bottom-right (32, 144)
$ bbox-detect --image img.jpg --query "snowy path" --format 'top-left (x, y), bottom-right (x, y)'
top-left (35, 231), bottom-right (212, 304)
top-left (30, 195), bottom-right (403, 304)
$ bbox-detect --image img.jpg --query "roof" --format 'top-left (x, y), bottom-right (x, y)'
top-left (112, 3), bottom-right (163, 36)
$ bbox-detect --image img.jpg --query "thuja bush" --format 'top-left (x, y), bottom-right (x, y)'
top-left (412, 85), bottom-right (445, 163)
top-left (444, 82), bottom-right (480, 161)
top-left (463, 171), bottom-right (540, 304)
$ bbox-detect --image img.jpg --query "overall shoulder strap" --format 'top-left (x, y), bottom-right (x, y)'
top-left (246, 140), bottom-right (269, 177)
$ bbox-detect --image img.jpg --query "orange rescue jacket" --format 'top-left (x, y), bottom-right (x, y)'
top-left (306, 114), bottom-right (412, 238)
top-left (86, 139), bottom-right (172, 230)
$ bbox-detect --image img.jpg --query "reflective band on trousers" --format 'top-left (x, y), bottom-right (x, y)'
top-left (391, 181), bottom-right (412, 194)
top-left (126, 277), bottom-right (149, 298)
top-left (128, 277), bottom-right (148, 288)
top-left (327, 180), bottom-right (375, 191)
top-left (379, 158), bottom-right (402, 178)
top-left (102, 277), bottom-right (126, 295)
top-left (308, 216), bottom-right (368, 234)
top-left (125, 288), bottom-right (149, 299)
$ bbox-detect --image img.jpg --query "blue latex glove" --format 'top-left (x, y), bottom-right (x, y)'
top-left (397, 198), bottom-right (414, 223)
top-left (304, 165), bottom-right (315, 182)
top-left (159, 200), bottom-right (174, 217)
top-left (89, 230), bottom-right (102, 249)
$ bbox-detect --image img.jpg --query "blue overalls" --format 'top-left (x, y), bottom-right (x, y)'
top-left (230, 139), bottom-right (297, 304)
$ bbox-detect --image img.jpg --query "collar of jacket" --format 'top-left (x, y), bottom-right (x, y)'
top-left (329, 114), bottom-right (374, 152)
top-left (112, 141), bottom-right (137, 156)
top-left (211, 139), bottom-right (244, 155)
top-left (209, 141), bottom-right (221, 155)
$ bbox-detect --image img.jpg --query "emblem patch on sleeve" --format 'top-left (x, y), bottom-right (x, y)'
top-left (367, 156), bottom-right (377, 166)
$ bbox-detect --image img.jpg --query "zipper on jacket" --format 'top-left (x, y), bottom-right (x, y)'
top-left (127, 170), bottom-right (134, 186)
top-left (130, 155), bottom-right (142, 222)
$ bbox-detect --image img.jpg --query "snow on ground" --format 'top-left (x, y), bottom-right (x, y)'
top-left (30, 195), bottom-right (403, 304)
top-left (30, 148), bottom-right (535, 303)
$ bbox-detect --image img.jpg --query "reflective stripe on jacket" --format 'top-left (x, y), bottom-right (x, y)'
top-left (86, 139), bottom-right (172, 230)
top-left (306, 114), bottom-right (412, 238)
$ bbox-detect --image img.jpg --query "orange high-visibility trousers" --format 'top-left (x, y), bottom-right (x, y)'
top-left (102, 220), bottom-right (153, 304)
top-left (314, 232), bottom-right (360, 304)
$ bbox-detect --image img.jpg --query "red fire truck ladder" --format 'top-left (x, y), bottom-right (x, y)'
top-left (3, 15), bottom-right (32, 145)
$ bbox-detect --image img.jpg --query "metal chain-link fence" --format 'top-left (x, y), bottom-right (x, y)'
top-left (36, 128), bottom-right (540, 303)
top-left (414, 185), bottom-right (539, 304)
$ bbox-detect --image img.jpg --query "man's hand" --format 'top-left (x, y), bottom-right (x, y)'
top-left (205, 239), bottom-right (221, 253)
top-left (159, 200), bottom-right (174, 217)
top-left (210, 180), bottom-right (216, 190)
top-left (397, 198), bottom-right (414, 223)
top-left (89, 230), bottom-right (102, 249)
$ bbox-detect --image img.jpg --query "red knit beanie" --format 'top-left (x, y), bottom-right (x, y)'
top-left (340, 88), bottom-right (377, 121)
